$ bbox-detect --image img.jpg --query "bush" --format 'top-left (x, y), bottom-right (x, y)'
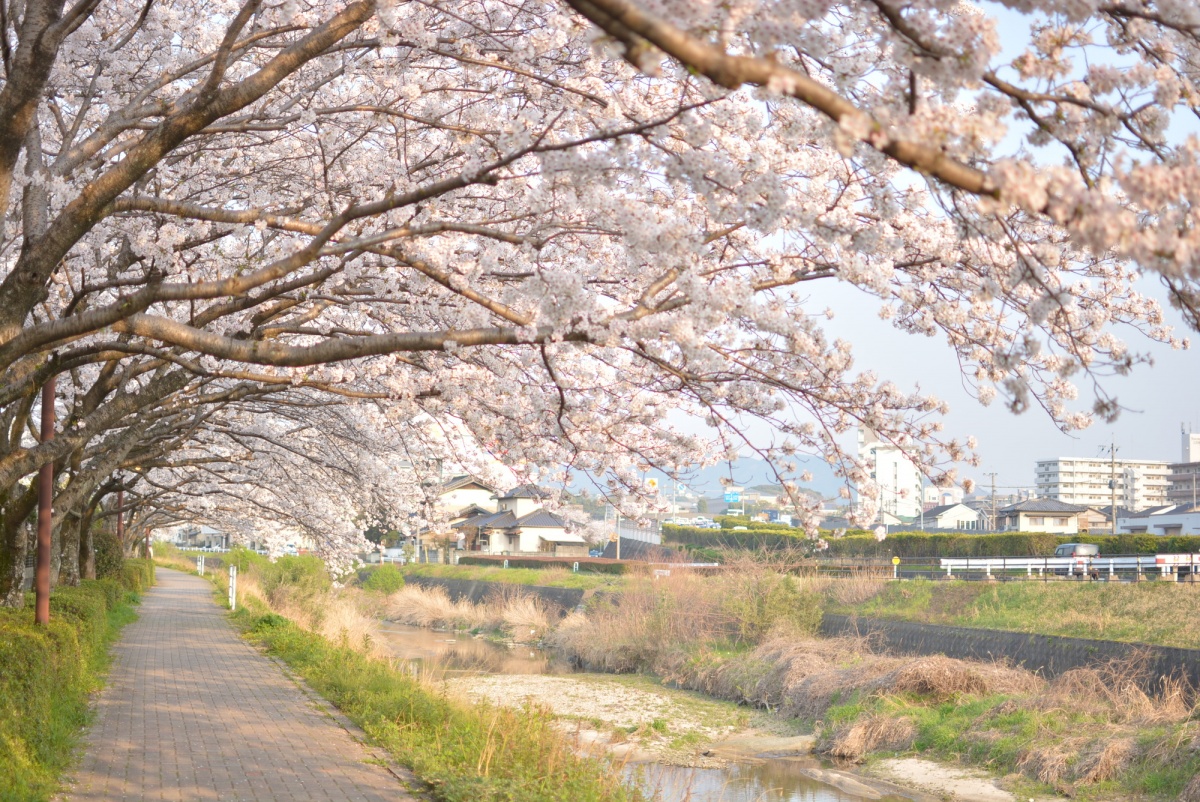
top-left (121, 558), bottom-right (156, 593)
top-left (258, 555), bottom-right (331, 602)
top-left (94, 530), bottom-right (124, 579)
top-left (360, 564), bottom-right (404, 594)
top-left (721, 572), bottom-right (823, 642)
top-left (0, 578), bottom-right (138, 800)
top-left (225, 545), bottom-right (270, 574)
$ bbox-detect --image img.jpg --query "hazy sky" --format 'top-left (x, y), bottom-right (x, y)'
top-left (717, 3), bottom-right (1200, 496)
top-left (816, 278), bottom-right (1199, 495)
top-left (826, 3), bottom-right (1200, 494)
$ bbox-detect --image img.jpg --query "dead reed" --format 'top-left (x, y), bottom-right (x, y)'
top-left (827, 714), bottom-right (916, 761)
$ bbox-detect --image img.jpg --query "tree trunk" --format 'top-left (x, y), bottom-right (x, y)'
top-left (79, 505), bottom-right (96, 580)
top-left (0, 484), bottom-right (39, 606)
top-left (59, 511), bottom-right (80, 587)
top-left (0, 515), bottom-right (29, 607)
top-left (49, 520), bottom-right (61, 589)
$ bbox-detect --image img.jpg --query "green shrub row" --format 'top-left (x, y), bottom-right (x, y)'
top-left (120, 559), bottom-right (156, 593)
top-left (664, 526), bottom-right (1200, 559)
top-left (0, 570), bottom-right (147, 800)
top-left (457, 555), bottom-right (631, 574)
top-left (664, 524), bottom-right (805, 551)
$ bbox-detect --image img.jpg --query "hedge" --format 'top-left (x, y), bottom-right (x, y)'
top-left (457, 555), bottom-right (631, 574)
top-left (0, 568), bottom-right (148, 800)
top-left (664, 524), bottom-right (806, 551)
top-left (663, 526), bottom-right (1200, 559)
top-left (121, 558), bottom-right (156, 594)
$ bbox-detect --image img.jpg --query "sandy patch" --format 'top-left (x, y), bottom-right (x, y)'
top-left (446, 673), bottom-right (736, 735)
top-left (871, 757), bottom-right (1053, 802)
top-left (444, 673), bottom-right (747, 765)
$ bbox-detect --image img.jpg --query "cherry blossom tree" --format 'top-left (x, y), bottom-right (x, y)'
top-left (1, 0), bottom-right (1197, 593)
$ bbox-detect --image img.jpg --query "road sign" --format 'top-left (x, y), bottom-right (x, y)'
top-left (892, 556), bottom-right (901, 565)
top-left (723, 490), bottom-right (741, 503)
top-left (646, 477), bottom-right (659, 491)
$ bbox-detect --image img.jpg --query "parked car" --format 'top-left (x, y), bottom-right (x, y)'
top-left (1054, 543), bottom-right (1099, 578)
top-left (588, 549), bottom-right (603, 558)
top-left (381, 547), bottom-right (406, 564)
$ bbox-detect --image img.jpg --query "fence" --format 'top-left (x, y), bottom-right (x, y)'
top-left (805, 554), bottom-right (1200, 582)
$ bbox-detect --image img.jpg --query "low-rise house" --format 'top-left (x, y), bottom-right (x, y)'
top-left (437, 475), bottom-right (499, 516)
top-left (452, 484), bottom-right (588, 557)
top-left (918, 503), bottom-right (982, 531)
top-left (1079, 505), bottom-right (1136, 534)
top-left (1117, 504), bottom-right (1200, 535)
top-left (996, 499), bottom-right (1087, 534)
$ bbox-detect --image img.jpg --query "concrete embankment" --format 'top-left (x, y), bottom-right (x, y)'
top-left (821, 613), bottom-right (1200, 689)
top-left (403, 574), bottom-right (587, 613)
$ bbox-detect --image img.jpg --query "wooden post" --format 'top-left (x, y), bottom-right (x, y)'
top-left (35, 376), bottom-right (56, 626)
top-left (116, 489), bottom-right (124, 544)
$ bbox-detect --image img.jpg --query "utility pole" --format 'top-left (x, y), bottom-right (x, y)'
top-left (1104, 439), bottom-right (1119, 534)
top-left (985, 472), bottom-right (998, 532)
top-left (34, 377), bottom-right (56, 626)
top-left (615, 508), bottom-right (621, 561)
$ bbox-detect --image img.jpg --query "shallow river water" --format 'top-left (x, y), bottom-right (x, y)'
top-left (377, 623), bottom-right (910, 802)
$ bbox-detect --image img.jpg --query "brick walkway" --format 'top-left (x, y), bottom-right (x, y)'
top-left (66, 568), bottom-right (413, 801)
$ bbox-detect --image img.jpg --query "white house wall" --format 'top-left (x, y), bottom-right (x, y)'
top-left (1118, 512), bottom-right (1200, 535)
top-left (439, 487), bottom-right (497, 514)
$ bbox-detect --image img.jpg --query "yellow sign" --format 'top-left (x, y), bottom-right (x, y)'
top-left (892, 556), bottom-right (901, 565)
top-left (610, 532), bottom-right (618, 542)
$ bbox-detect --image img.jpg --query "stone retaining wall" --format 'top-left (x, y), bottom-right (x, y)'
top-left (820, 614), bottom-right (1200, 689)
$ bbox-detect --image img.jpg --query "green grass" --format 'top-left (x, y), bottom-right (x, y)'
top-left (0, 581), bottom-right (142, 801)
top-left (236, 610), bottom-right (639, 802)
top-left (404, 563), bottom-right (627, 592)
top-left (830, 579), bottom-right (1200, 648)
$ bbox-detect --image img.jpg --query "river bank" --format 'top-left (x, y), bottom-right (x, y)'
top-left (383, 622), bottom-right (1051, 802)
top-left (387, 570), bottom-right (1199, 801)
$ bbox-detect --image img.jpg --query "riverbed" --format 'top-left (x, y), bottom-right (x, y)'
top-left (377, 623), bottom-right (929, 801)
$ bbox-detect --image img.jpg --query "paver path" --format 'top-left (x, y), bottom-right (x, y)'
top-left (66, 568), bottom-right (412, 801)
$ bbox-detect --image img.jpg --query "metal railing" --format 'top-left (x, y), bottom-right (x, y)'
top-left (809, 554), bottom-right (1200, 582)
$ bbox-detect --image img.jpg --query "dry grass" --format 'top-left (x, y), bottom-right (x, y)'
top-left (1041, 651), bottom-right (1196, 725)
top-left (386, 585), bottom-right (493, 630)
top-left (826, 572), bottom-right (888, 606)
top-left (1017, 740), bottom-right (1078, 786)
top-left (872, 656), bottom-right (1043, 701)
top-left (317, 597), bottom-right (389, 657)
top-left (1180, 773), bottom-right (1200, 802)
top-left (500, 594), bottom-right (553, 643)
top-left (1076, 737), bottom-right (1137, 784)
top-left (827, 714), bottom-right (915, 761)
top-left (385, 584), bottom-right (560, 642)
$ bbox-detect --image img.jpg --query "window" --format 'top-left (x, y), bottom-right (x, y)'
top-left (1054, 517), bottom-right (1068, 526)
top-left (1029, 517), bottom-right (1045, 525)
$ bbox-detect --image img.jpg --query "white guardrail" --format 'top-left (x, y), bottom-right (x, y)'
top-left (939, 554), bottom-right (1200, 579)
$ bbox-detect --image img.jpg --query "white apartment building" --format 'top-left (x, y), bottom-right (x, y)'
top-left (1035, 457), bottom-right (1169, 510)
top-left (1167, 426), bottom-right (1200, 505)
top-left (858, 427), bottom-right (924, 519)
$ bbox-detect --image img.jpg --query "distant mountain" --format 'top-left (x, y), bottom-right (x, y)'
top-left (649, 458), bottom-right (842, 499)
